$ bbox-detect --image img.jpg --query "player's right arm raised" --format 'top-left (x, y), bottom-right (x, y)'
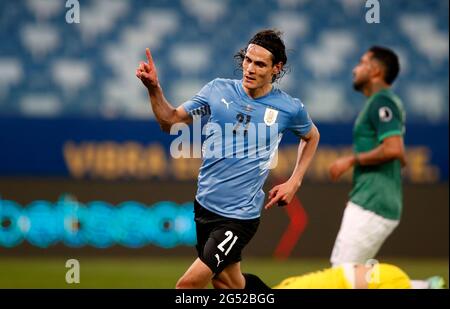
top-left (136, 48), bottom-right (191, 132)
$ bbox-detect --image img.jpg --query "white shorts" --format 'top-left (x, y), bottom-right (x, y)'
top-left (331, 201), bottom-right (399, 266)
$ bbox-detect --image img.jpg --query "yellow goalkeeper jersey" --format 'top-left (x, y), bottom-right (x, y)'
top-left (273, 263), bottom-right (410, 289)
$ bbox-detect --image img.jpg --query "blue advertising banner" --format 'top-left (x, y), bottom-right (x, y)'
top-left (0, 118), bottom-right (447, 182)
top-left (0, 196), bottom-right (195, 249)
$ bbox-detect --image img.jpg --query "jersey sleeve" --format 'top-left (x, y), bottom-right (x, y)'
top-left (369, 95), bottom-right (404, 142)
top-left (181, 80), bottom-right (214, 117)
top-left (287, 98), bottom-right (313, 137)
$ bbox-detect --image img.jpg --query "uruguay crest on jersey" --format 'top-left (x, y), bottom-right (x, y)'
top-left (264, 107), bottom-right (278, 126)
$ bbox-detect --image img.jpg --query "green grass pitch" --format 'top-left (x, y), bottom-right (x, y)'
top-left (0, 257), bottom-right (447, 288)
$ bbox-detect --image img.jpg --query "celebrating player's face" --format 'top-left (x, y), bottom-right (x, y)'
top-left (352, 52), bottom-right (374, 91)
top-left (242, 44), bottom-right (280, 91)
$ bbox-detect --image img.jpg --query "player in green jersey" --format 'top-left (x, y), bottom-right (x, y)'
top-left (329, 46), bottom-right (405, 265)
top-left (328, 46), bottom-right (442, 289)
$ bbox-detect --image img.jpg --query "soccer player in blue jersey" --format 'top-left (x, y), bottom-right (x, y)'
top-left (136, 30), bottom-right (320, 289)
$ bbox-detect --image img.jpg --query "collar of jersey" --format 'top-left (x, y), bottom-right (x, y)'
top-left (238, 79), bottom-right (276, 102)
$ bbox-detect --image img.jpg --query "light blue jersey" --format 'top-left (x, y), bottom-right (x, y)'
top-left (182, 78), bottom-right (312, 219)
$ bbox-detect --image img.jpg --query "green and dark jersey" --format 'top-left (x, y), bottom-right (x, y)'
top-left (350, 89), bottom-right (406, 220)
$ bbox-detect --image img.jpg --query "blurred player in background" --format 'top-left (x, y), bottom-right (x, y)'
top-left (328, 46), bottom-right (443, 289)
top-left (329, 46), bottom-right (406, 266)
top-left (136, 30), bottom-right (320, 289)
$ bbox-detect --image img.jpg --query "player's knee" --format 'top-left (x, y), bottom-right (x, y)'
top-left (176, 276), bottom-right (201, 289)
top-left (212, 275), bottom-right (244, 289)
top-left (222, 276), bottom-right (245, 289)
top-left (212, 278), bottom-right (229, 289)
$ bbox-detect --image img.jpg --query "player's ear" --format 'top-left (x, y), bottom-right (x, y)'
top-left (273, 62), bottom-right (283, 75)
top-left (371, 60), bottom-right (384, 79)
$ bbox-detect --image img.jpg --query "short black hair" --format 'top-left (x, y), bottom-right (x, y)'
top-left (368, 46), bottom-right (400, 85)
top-left (234, 29), bottom-right (288, 83)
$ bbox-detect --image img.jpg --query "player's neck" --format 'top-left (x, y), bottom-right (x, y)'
top-left (363, 81), bottom-right (389, 97)
top-left (243, 83), bottom-right (273, 99)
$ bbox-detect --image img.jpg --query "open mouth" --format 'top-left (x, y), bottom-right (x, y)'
top-left (245, 75), bottom-right (256, 82)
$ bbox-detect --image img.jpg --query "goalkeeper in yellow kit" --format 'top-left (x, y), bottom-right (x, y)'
top-left (245, 262), bottom-right (445, 289)
top-left (274, 263), bottom-right (411, 289)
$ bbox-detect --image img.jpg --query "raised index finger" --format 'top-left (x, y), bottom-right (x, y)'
top-left (146, 48), bottom-right (153, 64)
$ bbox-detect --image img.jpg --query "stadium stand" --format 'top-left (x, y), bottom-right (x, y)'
top-left (0, 0), bottom-right (448, 123)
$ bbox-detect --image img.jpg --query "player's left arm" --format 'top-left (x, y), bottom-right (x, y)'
top-left (329, 135), bottom-right (406, 181)
top-left (265, 124), bottom-right (320, 209)
top-left (353, 134), bottom-right (406, 166)
top-left (330, 96), bottom-right (406, 181)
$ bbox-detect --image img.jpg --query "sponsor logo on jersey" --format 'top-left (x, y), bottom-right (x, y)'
top-left (221, 98), bottom-right (233, 109)
top-left (215, 253), bottom-right (224, 267)
top-left (379, 106), bottom-right (393, 122)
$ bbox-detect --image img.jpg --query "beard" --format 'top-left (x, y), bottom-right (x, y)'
top-left (353, 78), bottom-right (367, 92)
